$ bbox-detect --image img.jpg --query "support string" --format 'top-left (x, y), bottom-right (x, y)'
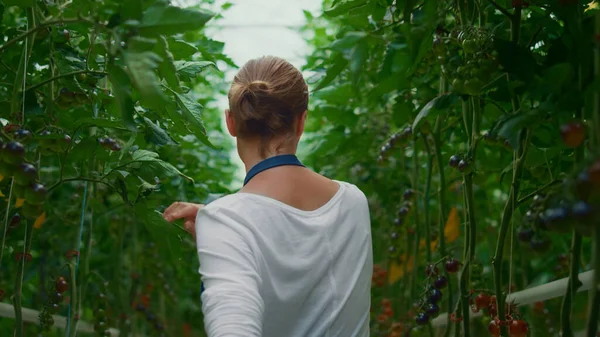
top-left (65, 182), bottom-right (88, 336)
top-left (65, 103), bottom-right (96, 336)
top-left (507, 153), bottom-right (518, 316)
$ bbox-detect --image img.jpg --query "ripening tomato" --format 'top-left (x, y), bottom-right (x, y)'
top-left (560, 122), bottom-right (585, 148)
top-left (488, 320), bottom-right (500, 337)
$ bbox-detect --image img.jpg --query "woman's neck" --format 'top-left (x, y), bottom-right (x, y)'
top-left (237, 139), bottom-right (298, 173)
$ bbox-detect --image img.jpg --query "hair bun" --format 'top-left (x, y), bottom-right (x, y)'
top-left (247, 80), bottom-right (271, 94)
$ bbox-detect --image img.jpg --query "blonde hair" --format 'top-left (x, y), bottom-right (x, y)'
top-left (228, 56), bottom-right (309, 156)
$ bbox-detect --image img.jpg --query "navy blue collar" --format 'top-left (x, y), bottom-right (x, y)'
top-left (243, 154), bottom-right (305, 186)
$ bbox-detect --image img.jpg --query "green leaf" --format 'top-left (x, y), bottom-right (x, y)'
top-left (131, 149), bottom-right (194, 182)
top-left (128, 36), bottom-right (158, 52)
top-left (122, 0), bottom-right (143, 21)
top-left (330, 32), bottom-right (368, 54)
top-left (169, 90), bottom-right (213, 147)
top-left (312, 55), bottom-right (348, 92)
top-left (107, 63), bottom-right (136, 130)
top-left (393, 100), bottom-right (414, 127)
top-left (154, 36), bottom-right (181, 92)
top-left (174, 61), bottom-right (217, 81)
top-left (349, 41), bottom-right (369, 87)
top-left (137, 179), bottom-right (159, 200)
top-left (491, 105), bottom-right (550, 150)
top-left (323, 0), bottom-right (369, 17)
top-left (134, 203), bottom-right (185, 265)
top-left (75, 117), bottom-right (131, 130)
top-left (139, 3), bottom-right (214, 36)
top-left (167, 38), bottom-right (199, 59)
top-left (124, 51), bottom-right (169, 112)
top-left (412, 94), bottom-right (458, 132)
top-left (318, 105), bottom-right (358, 127)
top-left (143, 117), bottom-right (178, 146)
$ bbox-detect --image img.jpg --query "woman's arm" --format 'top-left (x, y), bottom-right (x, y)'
top-left (195, 208), bottom-right (264, 337)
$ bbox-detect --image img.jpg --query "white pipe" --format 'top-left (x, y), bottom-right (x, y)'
top-left (0, 302), bottom-right (120, 336)
top-left (431, 270), bottom-right (597, 328)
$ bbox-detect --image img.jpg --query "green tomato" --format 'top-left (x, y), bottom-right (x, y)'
top-left (25, 183), bottom-right (47, 205)
top-left (12, 184), bottom-right (26, 198)
top-left (464, 79), bottom-right (484, 96)
top-left (14, 163), bottom-right (37, 186)
top-left (452, 78), bottom-right (465, 93)
top-left (456, 66), bottom-right (467, 76)
top-left (462, 39), bottom-right (477, 54)
top-left (54, 95), bottom-right (73, 110)
top-left (21, 201), bottom-right (43, 219)
top-left (2, 141), bottom-right (25, 165)
top-left (433, 37), bottom-right (446, 56)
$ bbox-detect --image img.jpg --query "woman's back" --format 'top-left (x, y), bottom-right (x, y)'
top-left (196, 167), bottom-right (372, 337)
top-left (163, 56), bottom-right (373, 336)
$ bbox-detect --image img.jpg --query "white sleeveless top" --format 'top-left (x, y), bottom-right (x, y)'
top-left (195, 180), bottom-right (372, 337)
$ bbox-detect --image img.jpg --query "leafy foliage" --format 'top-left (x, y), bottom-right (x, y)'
top-left (0, 0), bottom-right (236, 335)
top-left (300, 0), bottom-right (600, 336)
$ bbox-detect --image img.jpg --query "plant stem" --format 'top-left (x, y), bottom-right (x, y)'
top-left (560, 59), bottom-right (586, 337)
top-left (456, 0), bottom-right (468, 27)
top-left (0, 179), bottom-right (14, 278)
top-left (47, 176), bottom-right (116, 193)
top-left (593, 11), bottom-right (600, 149)
top-left (410, 139), bottom-right (421, 298)
top-left (586, 227), bottom-right (600, 337)
top-left (561, 233), bottom-right (583, 337)
top-left (10, 13), bottom-right (36, 118)
top-left (516, 179), bottom-right (561, 206)
top-left (491, 7), bottom-right (524, 336)
top-left (423, 136), bottom-right (433, 263)
top-left (459, 260), bottom-right (471, 337)
top-left (462, 99), bottom-right (471, 141)
top-left (486, 0), bottom-right (513, 18)
top-left (464, 175), bottom-right (476, 262)
top-left (13, 219), bottom-right (33, 337)
top-left (26, 70), bottom-right (107, 92)
top-left (433, 114), bottom-right (453, 337)
top-left (68, 262), bottom-right (78, 337)
top-left (586, 11), bottom-right (600, 337)
top-left (492, 133), bottom-right (529, 336)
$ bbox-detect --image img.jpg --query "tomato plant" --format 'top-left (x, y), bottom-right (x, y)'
top-left (301, 0), bottom-right (600, 336)
top-left (0, 0), bottom-right (236, 336)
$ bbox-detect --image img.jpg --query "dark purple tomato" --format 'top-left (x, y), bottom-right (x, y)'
top-left (433, 276), bottom-right (448, 289)
top-left (415, 312), bottom-right (430, 325)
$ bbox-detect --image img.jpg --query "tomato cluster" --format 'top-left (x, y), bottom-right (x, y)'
top-left (374, 297), bottom-right (395, 325)
top-left (388, 190), bottom-right (415, 256)
top-left (520, 155), bottom-right (600, 240)
top-left (377, 127), bottom-right (412, 163)
top-left (488, 317), bottom-right (529, 337)
top-left (93, 293), bottom-right (113, 337)
top-left (38, 276), bottom-right (69, 334)
top-left (134, 301), bottom-right (166, 336)
top-left (98, 136), bottom-right (123, 152)
top-left (448, 154), bottom-right (473, 174)
top-left (372, 264), bottom-right (388, 288)
top-left (0, 135), bottom-right (48, 219)
top-left (434, 27), bottom-right (501, 97)
top-left (413, 259), bottom-right (459, 326)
